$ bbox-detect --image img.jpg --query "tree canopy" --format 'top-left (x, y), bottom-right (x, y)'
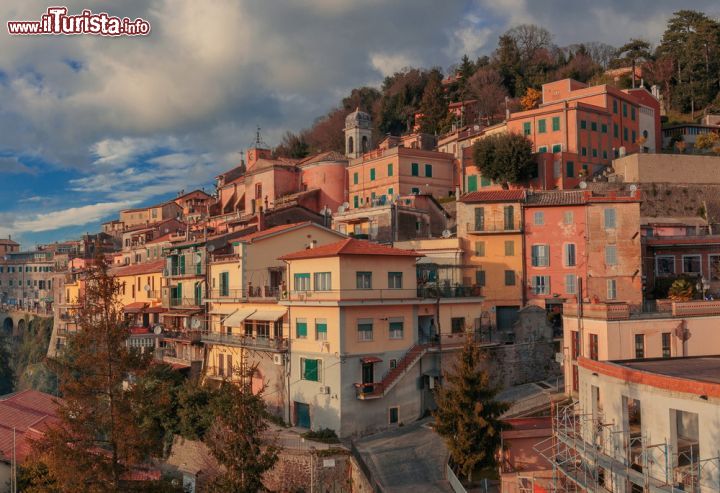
top-left (472, 133), bottom-right (536, 185)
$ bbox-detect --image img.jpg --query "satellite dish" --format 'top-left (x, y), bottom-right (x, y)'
top-left (337, 205), bottom-right (346, 213)
top-left (207, 244), bottom-right (216, 253)
top-left (152, 324), bottom-right (163, 335)
top-left (164, 228), bottom-right (169, 234)
top-left (143, 284), bottom-right (151, 292)
top-left (579, 181), bottom-right (587, 189)
top-left (629, 184), bottom-right (638, 193)
top-left (441, 229), bottom-right (451, 238)
top-left (191, 318), bottom-right (201, 330)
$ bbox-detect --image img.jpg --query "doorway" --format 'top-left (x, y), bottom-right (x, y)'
top-left (418, 315), bottom-right (435, 344)
top-left (294, 402), bottom-right (310, 428)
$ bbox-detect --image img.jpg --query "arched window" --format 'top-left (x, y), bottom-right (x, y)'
top-left (348, 136), bottom-right (354, 154)
top-left (361, 135), bottom-right (368, 153)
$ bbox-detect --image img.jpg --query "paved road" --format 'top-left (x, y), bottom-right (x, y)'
top-left (355, 418), bottom-right (453, 493)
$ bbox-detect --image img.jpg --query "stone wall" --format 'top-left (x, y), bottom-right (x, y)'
top-left (263, 448), bottom-right (354, 492)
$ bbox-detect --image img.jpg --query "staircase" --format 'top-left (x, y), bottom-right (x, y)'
top-left (356, 343), bottom-right (432, 400)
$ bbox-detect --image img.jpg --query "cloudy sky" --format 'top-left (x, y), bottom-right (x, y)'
top-left (1, 0), bottom-right (718, 248)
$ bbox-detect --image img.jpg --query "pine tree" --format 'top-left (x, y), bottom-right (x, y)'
top-left (36, 256), bottom-right (157, 492)
top-left (419, 68), bottom-right (448, 135)
top-left (433, 336), bottom-right (509, 481)
top-left (204, 362), bottom-right (279, 492)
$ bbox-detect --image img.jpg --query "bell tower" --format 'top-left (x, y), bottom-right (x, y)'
top-left (344, 108), bottom-right (372, 159)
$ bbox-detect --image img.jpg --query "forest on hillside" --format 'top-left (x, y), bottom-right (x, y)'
top-left (274, 10), bottom-right (720, 158)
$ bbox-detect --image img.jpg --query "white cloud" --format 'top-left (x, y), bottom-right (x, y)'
top-left (370, 53), bottom-right (419, 78)
top-left (11, 200), bottom-right (139, 233)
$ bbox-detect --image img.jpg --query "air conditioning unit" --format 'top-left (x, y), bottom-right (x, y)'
top-left (319, 386), bottom-right (330, 395)
top-left (273, 354), bottom-right (284, 365)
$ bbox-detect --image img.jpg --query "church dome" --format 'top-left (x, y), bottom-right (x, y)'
top-left (345, 107), bottom-right (372, 129)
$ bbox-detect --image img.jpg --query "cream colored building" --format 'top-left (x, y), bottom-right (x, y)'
top-left (279, 238), bottom-right (484, 437)
top-left (202, 222), bottom-right (346, 417)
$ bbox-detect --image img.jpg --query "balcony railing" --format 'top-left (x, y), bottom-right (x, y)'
top-left (161, 295), bottom-right (203, 309)
top-left (284, 285), bottom-right (482, 302)
top-left (417, 284), bottom-right (482, 298)
top-left (164, 264), bottom-right (206, 278)
top-left (205, 286), bottom-right (280, 301)
top-left (160, 329), bottom-right (203, 343)
top-left (201, 331), bottom-right (288, 351)
top-left (466, 222), bottom-right (522, 234)
top-left (211, 253), bottom-right (241, 263)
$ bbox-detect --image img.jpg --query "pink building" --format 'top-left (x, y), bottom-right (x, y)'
top-left (524, 190), bottom-right (643, 315)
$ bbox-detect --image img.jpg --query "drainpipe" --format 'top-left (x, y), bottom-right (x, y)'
top-left (282, 259), bottom-right (291, 425)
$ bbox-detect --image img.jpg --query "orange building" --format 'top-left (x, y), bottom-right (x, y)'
top-left (462, 78), bottom-right (660, 193)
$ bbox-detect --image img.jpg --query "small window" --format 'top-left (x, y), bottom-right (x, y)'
top-left (353, 172), bottom-right (358, 185)
top-left (591, 121), bottom-right (597, 131)
top-left (388, 187), bottom-right (394, 197)
top-left (314, 272), bottom-right (331, 291)
top-left (475, 241), bottom-right (485, 257)
top-left (531, 245), bottom-right (549, 267)
top-left (624, 127), bottom-right (629, 141)
top-left (370, 168), bottom-right (376, 181)
top-left (301, 358), bottom-right (321, 381)
top-left (523, 122), bottom-right (531, 136)
top-left (656, 256), bottom-right (676, 276)
top-left (682, 255), bottom-right (701, 274)
top-left (356, 272), bottom-right (372, 289)
top-left (552, 143), bottom-right (562, 153)
top-left (389, 407), bottom-right (399, 424)
top-left (580, 120), bottom-right (587, 129)
top-left (634, 333), bottom-right (644, 358)
top-left (475, 270), bottom-right (486, 286)
top-left (480, 176), bottom-right (491, 187)
top-left (607, 279), bottom-right (617, 300)
top-left (565, 244), bottom-right (577, 267)
top-left (589, 334), bottom-right (598, 360)
top-left (358, 320), bottom-right (373, 341)
top-left (538, 146), bottom-right (547, 153)
top-left (294, 273), bottom-right (311, 291)
top-left (538, 119), bottom-right (546, 133)
top-left (592, 149), bottom-right (598, 158)
top-left (604, 208), bottom-right (616, 229)
top-left (532, 276), bottom-right (550, 295)
top-left (601, 123), bottom-right (608, 133)
top-left (315, 319), bottom-right (328, 341)
top-left (387, 163), bottom-right (393, 176)
top-left (504, 270), bottom-right (516, 286)
top-left (632, 130), bottom-right (636, 143)
top-left (613, 99), bottom-right (618, 114)
top-left (631, 106), bottom-right (636, 121)
top-left (566, 274), bottom-right (577, 295)
top-left (566, 161), bottom-right (574, 178)
top-left (411, 187), bottom-right (420, 194)
top-left (389, 320), bottom-right (404, 339)
top-left (504, 206), bottom-right (515, 230)
top-left (425, 164), bottom-right (432, 177)
top-left (411, 163), bottom-right (419, 176)
top-left (581, 147), bottom-right (587, 156)
top-left (614, 123), bottom-right (619, 138)
top-left (552, 117), bottom-right (560, 131)
top-left (388, 272), bottom-right (403, 289)
top-left (451, 317), bottom-right (465, 334)
top-left (474, 207), bottom-right (485, 231)
top-left (564, 211), bottom-right (574, 224)
top-left (296, 319), bottom-right (308, 339)
top-left (605, 246), bottom-right (617, 266)
top-left (623, 102), bottom-right (627, 117)
top-left (534, 211), bottom-right (544, 226)
top-left (504, 240), bottom-right (514, 256)
top-left (467, 175), bottom-right (478, 192)
top-left (662, 332), bottom-right (671, 358)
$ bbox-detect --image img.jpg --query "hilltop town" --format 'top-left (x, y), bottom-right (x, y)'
top-left (3, 8), bottom-right (720, 493)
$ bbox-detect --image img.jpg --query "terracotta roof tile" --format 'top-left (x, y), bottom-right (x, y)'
top-left (525, 191), bottom-right (586, 206)
top-left (459, 190), bottom-right (525, 203)
top-left (279, 238), bottom-right (422, 260)
top-left (110, 259), bottom-right (165, 277)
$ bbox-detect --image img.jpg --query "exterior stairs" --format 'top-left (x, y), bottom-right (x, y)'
top-left (357, 343), bottom-right (432, 400)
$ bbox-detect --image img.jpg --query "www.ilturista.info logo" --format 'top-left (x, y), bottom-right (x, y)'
top-left (7, 7), bottom-right (151, 36)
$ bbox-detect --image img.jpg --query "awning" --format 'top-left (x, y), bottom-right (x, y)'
top-left (124, 302), bottom-right (148, 314)
top-left (222, 308), bottom-right (256, 327)
top-left (146, 306), bottom-right (166, 314)
top-left (246, 308), bottom-right (287, 322)
top-left (361, 356), bottom-right (382, 364)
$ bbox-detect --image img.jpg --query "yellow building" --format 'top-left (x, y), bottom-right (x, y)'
top-left (456, 190), bottom-right (526, 330)
top-left (202, 222), bottom-right (346, 417)
top-left (279, 238), bottom-right (484, 437)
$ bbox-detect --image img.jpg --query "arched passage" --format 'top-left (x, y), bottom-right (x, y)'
top-left (1, 317), bottom-right (12, 336)
top-left (16, 318), bottom-right (26, 337)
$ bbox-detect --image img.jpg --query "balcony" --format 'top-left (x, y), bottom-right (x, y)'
top-left (162, 294), bottom-right (203, 309)
top-left (205, 286), bottom-right (280, 302)
top-left (201, 331), bottom-right (288, 352)
top-left (417, 284), bottom-right (482, 299)
top-left (164, 264), bottom-right (206, 278)
top-left (161, 329), bottom-right (203, 343)
top-left (210, 253), bottom-right (241, 263)
top-left (466, 222), bottom-right (522, 234)
top-left (563, 299), bottom-right (720, 320)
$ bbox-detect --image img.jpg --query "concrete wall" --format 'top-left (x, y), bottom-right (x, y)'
top-left (578, 363), bottom-right (720, 490)
top-left (615, 153), bottom-right (720, 184)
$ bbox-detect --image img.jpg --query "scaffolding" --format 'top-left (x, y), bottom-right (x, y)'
top-left (534, 401), bottom-right (720, 493)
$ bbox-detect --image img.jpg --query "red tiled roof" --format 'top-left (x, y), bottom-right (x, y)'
top-left (110, 259), bottom-right (165, 277)
top-left (0, 390), bottom-right (60, 462)
top-left (0, 238), bottom-right (19, 246)
top-left (279, 238), bottom-right (422, 260)
top-left (239, 222), bottom-right (312, 242)
top-left (525, 191), bottom-right (586, 206)
top-left (145, 233), bottom-right (175, 245)
top-left (459, 190), bottom-right (526, 203)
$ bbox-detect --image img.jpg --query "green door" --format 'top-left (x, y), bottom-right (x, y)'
top-left (178, 255), bottom-right (185, 275)
top-left (194, 282), bottom-right (202, 306)
top-left (176, 282), bottom-right (182, 306)
top-left (295, 402), bottom-right (310, 428)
